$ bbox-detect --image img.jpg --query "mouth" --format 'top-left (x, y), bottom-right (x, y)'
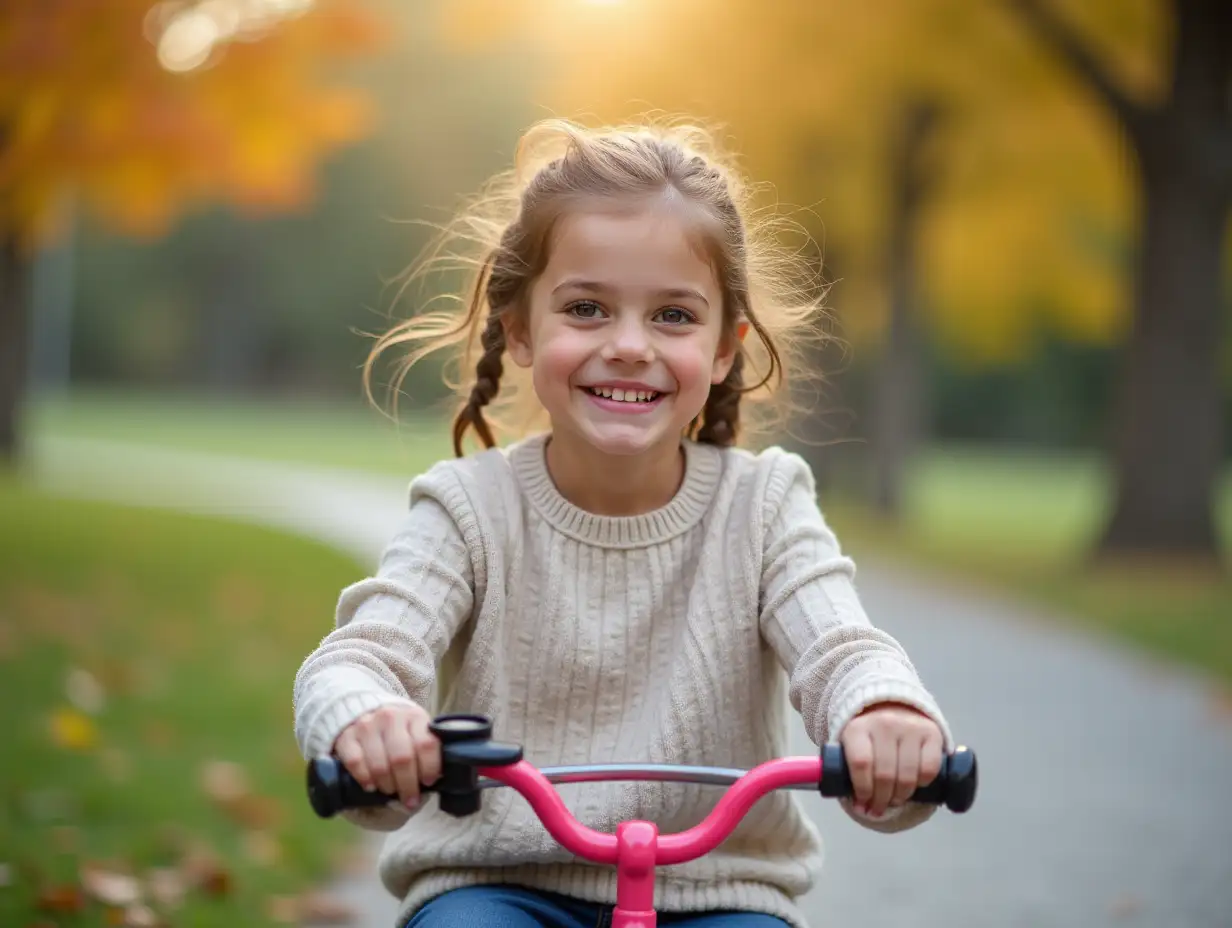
top-left (580, 385), bottom-right (665, 405)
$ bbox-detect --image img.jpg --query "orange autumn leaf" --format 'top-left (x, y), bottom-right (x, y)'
top-left (37, 882), bottom-right (86, 914)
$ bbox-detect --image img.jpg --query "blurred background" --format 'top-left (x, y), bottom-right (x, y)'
top-left (1, 0), bottom-right (1229, 926)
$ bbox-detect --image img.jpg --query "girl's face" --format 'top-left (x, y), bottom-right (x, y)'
top-left (507, 201), bottom-right (737, 459)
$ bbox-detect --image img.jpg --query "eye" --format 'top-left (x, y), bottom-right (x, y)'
top-left (655, 307), bottom-right (696, 326)
top-left (566, 300), bottom-right (605, 320)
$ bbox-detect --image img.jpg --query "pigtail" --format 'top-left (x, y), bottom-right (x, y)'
top-left (695, 351), bottom-right (745, 447)
top-left (451, 313), bottom-right (506, 456)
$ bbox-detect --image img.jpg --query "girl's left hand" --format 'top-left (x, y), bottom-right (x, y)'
top-left (839, 702), bottom-right (945, 818)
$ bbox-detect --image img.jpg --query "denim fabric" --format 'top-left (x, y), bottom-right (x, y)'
top-left (407, 884), bottom-right (792, 928)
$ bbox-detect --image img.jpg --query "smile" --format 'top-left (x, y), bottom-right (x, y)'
top-left (583, 386), bottom-right (662, 404)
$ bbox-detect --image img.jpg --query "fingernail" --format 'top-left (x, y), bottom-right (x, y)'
top-left (405, 797), bottom-right (420, 810)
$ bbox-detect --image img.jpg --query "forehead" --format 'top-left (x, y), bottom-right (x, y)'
top-left (538, 199), bottom-right (721, 296)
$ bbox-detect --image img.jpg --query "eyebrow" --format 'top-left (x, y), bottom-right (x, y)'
top-left (552, 279), bottom-right (710, 308)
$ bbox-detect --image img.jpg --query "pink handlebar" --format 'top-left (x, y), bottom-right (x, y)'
top-left (307, 715), bottom-right (976, 927)
top-left (483, 756), bottom-right (822, 866)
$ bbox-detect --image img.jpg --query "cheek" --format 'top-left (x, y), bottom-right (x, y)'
top-left (663, 339), bottom-right (720, 392)
top-left (532, 330), bottom-right (590, 395)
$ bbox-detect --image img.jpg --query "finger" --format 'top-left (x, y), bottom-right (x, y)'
top-left (843, 731), bottom-right (875, 809)
top-left (384, 720), bottom-right (420, 807)
top-left (869, 735), bottom-right (898, 816)
top-left (335, 730), bottom-right (375, 792)
top-left (919, 727), bottom-right (945, 786)
top-left (890, 735), bottom-right (920, 807)
top-left (410, 712), bottom-right (442, 786)
top-left (359, 719), bottom-right (396, 796)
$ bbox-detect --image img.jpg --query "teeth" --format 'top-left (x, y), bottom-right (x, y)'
top-left (587, 387), bottom-right (659, 403)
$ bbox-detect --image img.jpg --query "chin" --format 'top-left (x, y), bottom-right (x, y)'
top-left (583, 430), bottom-right (661, 457)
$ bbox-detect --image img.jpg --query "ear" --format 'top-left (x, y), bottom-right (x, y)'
top-left (502, 311), bottom-right (533, 369)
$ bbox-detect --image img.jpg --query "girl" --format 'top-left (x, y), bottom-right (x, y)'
top-left (294, 118), bottom-right (952, 928)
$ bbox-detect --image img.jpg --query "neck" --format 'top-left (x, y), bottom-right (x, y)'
top-left (544, 432), bottom-right (685, 516)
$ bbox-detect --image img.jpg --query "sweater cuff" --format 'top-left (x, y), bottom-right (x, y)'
top-left (301, 684), bottom-right (418, 759)
top-left (826, 670), bottom-right (954, 751)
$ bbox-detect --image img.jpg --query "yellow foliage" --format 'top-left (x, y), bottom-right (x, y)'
top-left (433, 0), bottom-right (1165, 362)
top-left (0, 0), bottom-right (388, 251)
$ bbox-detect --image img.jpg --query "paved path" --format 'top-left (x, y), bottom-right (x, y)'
top-left (30, 437), bottom-right (1232, 928)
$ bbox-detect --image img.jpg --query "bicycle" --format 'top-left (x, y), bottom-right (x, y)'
top-left (307, 714), bottom-right (978, 928)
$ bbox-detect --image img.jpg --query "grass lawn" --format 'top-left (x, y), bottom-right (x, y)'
top-left (28, 387), bottom-right (453, 478)
top-left (0, 474), bottom-right (369, 926)
top-left (27, 388), bottom-right (1232, 684)
top-left (823, 448), bottom-right (1232, 683)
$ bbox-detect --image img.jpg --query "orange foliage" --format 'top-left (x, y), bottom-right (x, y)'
top-left (0, 0), bottom-right (388, 250)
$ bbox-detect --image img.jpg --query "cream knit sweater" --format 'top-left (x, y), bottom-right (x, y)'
top-left (293, 434), bottom-right (952, 928)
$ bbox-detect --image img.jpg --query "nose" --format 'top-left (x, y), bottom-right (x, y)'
top-left (601, 315), bottom-right (654, 364)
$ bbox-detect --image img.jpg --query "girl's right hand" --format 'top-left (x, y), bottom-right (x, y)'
top-left (333, 702), bottom-right (442, 809)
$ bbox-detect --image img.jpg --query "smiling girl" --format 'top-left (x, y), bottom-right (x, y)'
top-left (293, 118), bottom-right (953, 928)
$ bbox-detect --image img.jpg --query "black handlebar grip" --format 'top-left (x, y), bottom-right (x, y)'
top-left (307, 714), bottom-right (524, 819)
top-left (307, 756), bottom-right (402, 818)
top-left (819, 744), bottom-right (977, 813)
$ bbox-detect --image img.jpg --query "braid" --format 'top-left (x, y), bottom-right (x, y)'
top-left (695, 351), bottom-right (744, 447)
top-left (451, 313), bottom-right (506, 456)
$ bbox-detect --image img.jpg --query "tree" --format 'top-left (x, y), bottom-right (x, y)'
top-left (0, 0), bottom-right (386, 461)
top-left (1006, 0), bottom-right (1230, 559)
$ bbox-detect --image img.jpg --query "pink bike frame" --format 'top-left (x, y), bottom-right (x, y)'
top-left (479, 757), bottom-right (821, 928)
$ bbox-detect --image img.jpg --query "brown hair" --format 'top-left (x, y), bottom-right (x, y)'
top-left (364, 117), bottom-right (827, 456)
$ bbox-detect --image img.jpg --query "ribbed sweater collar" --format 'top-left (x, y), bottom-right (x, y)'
top-left (509, 433), bottom-right (723, 549)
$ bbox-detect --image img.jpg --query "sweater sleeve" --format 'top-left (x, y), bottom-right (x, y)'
top-left (757, 452), bottom-right (953, 834)
top-left (292, 469), bottom-right (479, 830)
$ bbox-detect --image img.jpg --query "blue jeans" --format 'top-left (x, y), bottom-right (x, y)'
top-left (408, 885), bottom-right (791, 927)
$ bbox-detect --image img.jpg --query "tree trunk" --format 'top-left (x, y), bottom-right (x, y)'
top-left (1009, 0), bottom-right (1230, 560)
top-left (870, 98), bottom-right (942, 517)
top-left (1096, 0), bottom-right (1231, 559)
top-left (0, 235), bottom-right (32, 464)
top-left (1099, 161), bottom-right (1228, 558)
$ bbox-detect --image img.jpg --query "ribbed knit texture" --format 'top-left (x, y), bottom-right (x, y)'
top-left (293, 434), bottom-right (952, 928)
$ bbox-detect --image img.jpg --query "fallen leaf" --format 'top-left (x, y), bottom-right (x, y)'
top-left (144, 868), bottom-right (186, 910)
top-left (295, 891), bottom-right (358, 925)
top-left (81, 862), bottom-right (142, 907)
top-left (201, 760), bottom-right (250, 805)
top-left (227, 793), bottom-right (282, 829)
top-left (266, 895), bottom-right (300, 923)
top-left (243, 830), bottom-right (281, 866)
top-left (179, 846), bottom-right (231, 897)
top-left (121, 903), bottom-right (162, 927)
top-left (66, 667), bottom-right (106, 714)
top-left (50, 707), bottom-right (98, 751)
top-left (37, 883), bottom-right (85, 913)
